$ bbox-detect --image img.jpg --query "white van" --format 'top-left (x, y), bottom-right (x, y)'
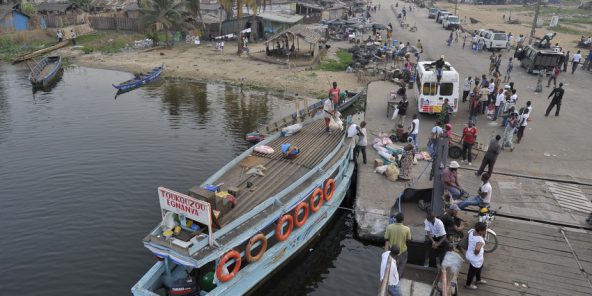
top-left (479, 30), bottom-right (508, 50)
top-left (415, 61), bottom-right (460, 114)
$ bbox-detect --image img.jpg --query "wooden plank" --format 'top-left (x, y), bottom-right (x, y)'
top-left (12, 41), bottom-right (69, 63)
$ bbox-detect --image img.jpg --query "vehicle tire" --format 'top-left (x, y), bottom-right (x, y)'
top-left (448, 146), bottom-right (462, 159)
top-left (484, 231), bottom-right (498, 253)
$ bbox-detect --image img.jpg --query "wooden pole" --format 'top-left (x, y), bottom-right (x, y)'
top-left (529, 0), bottom-right (542, 45)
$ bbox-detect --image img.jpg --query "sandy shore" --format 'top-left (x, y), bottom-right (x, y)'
top-left (69, 41), bottom-right (363, 97)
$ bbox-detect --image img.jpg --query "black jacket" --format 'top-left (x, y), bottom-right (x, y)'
top-left (548, 87), bottom-right (564, 102)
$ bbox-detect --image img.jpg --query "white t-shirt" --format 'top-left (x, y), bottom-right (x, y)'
top-left (480, 182), bottom-right (492, 204)
top-left (509, 94), bottom-right (518, 106)
top-left (411, 118), bottom-right (419, 135)
top-left (380, 251), bottom-right (400, 285)
top-left (323, 99), bottom-right (334, 118)
top-left (519, 113), bottom-right (529, 127)
top-left (347, 124), bottom-right (358, 138)
top-left (488, 82), bottom-right (495, 94)
top-left (357, 127), bottom-right (368, 146)
top-left (495, 93), bottom-right (504, 106)
top-left (220, 41), bottom-right (224, 47)
top-left (465, 230), bottom-right (485, 268)
top-left (424, 218), bottom-right (446, 237)
top-left (573, 53), bottom-right (582, 63)
top-left (463, 78), bottom-right (472, 91)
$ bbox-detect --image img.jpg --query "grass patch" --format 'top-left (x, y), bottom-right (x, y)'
top-left (0, 30), bottom-right (55, 61)
top-left (314, 49), bottom-right (353, 71)
top-left (77, 32), bottom-right (146, 54)
top-left (553, 24), bottom-right (586, 36)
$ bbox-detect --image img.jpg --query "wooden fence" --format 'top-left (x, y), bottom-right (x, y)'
top-left (43, 14), bottom-right (87, 28)
top-left (88, 16), bottom-right (141, 32)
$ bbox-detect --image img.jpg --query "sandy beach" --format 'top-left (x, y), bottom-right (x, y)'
top-left (70, 41), bottom-right (363, 97)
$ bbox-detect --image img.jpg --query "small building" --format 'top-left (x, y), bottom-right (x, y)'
top-left (295, 2), bottom-right (323, 24)
top-left (321, 2), bottom-right (346, 20)
top-left (252, 24), bottom-right (326, 66)
top-left (258, 12), bottom-right (304, 40)
top-left (0, 7), bottom-right (31, 32)
top-left (36, 2), bottom-right (76, 15)
top-left (122, 2), bottom-right (140, 18)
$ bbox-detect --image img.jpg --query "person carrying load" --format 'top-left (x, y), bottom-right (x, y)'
top-left (281, 143), bottom-right (300, 159)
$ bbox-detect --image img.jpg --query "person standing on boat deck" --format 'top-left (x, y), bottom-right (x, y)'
top-left (329, 82), bottom-right (340, 109)
top-left (380, 246), bottom-right (403, 296)
top-left (323, 97), bottom-right (334, 132)
top-left (353, 121), bottom-right (367, 164)
top-left (70, 29), bottom-right (77, 46)
top-left (384, 213), bottom-right (411, 276)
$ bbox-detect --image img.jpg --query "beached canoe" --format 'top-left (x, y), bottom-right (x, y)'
top-left (28, 56), bottom-right (63, 87)
top-left (112, 64), bottom-right (164, 91)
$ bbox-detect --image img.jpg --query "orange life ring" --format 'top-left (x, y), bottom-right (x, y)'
top-left (323, 178), bottom-right (335, 202)
top-left (309, 188), bottom-right (324, 212)
top-left (293, 201), bottom-right (309, 228)
top-left (275, 214), bottom-right (294, 241)
top-left (216, 250), bottom-right (242, 283)
top-left (245, 233), bottom-right (268, 263)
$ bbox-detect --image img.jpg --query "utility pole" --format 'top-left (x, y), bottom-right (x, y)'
top-left (454, 0), bottom-right (458, 16)
top-left (529, 0), bottom-right (542, 45)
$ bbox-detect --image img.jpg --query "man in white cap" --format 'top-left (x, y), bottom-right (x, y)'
top-left (442, 161), bottom-right (467, 200)
top-left (430, 55), bottom-right (446, 85)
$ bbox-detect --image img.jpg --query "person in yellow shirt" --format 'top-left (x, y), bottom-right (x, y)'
top-left (384, 213), bottom-right (411, 276)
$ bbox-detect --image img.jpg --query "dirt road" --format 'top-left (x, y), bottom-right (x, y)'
top-left (373, 0), bottom-right (592, 179)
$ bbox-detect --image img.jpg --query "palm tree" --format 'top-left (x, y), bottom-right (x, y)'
top-left (140, 0), bottom-right (192, 47)
top-left (185, 0), bottom-right (207, 35)
top-left (245, 0), bottom-right (260, 42)
top-left (219, 0), bottom-right (243, 54)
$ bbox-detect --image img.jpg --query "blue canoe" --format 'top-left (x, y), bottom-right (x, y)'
top-left (28, 56), bottom-right (63, 87)
top-left (112, 64), bottom-right (164, 91)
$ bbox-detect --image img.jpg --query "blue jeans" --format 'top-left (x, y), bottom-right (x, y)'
top-left (448, 186), bottom-right (464, 200)
top-left (388, 284), bottom-right (403, 296)
top-left (457, 196), bottom-right (485, 210)
top-left (410, 133), bottom-right (418, 149)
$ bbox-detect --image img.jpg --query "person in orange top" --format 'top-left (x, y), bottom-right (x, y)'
top-left (329, 81), bottom-right (340, 107)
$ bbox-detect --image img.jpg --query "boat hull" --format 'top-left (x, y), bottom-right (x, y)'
top-left (28, 56), bottom-right (63, 87)
top-left (113, 64), bottom-right (164, 92)
top-left (132, 148), bottom-right (355, 296)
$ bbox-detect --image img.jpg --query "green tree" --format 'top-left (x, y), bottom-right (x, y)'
top-left (140, 0), bottom-right (192, 47)
top-left (20, 2), bottom-right (38, 16)
top-left (69, 0), bottom-right (92, 12)
top-left (185, 0), bottom-right (207, 34)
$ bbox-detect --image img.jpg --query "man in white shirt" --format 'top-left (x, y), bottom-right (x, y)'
top-left (347, 123), bottom-right (358, 138)
top-left (494, 88), bottom-right (505, 120)
top-left (354, 121), bottom-right (368, 164)
top-left (380, 246), bottom-right (402, 296)
top-left (323, 98), bottom-right (334, 132)
top-left (458, 173), bottom-right (492, 209)
top-left (516, 108), bottom-right (529, 144)
top-left (424, 212), bottom-right (449, 267)
top-left (509, 89), bottom-right (518, 109)
top-left (571, 50), bottom-right (582, 74)
top-left (462, 76), bottom-right (473, 102)
top-left (409, 114), bottom-right (419, 150)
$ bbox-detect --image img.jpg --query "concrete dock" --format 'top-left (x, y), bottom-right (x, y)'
top-left (353, 80), bottom-right (592, 294)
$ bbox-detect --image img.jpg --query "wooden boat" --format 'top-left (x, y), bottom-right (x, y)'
top-left (132, 114), bottom-right (355, 295)
top-left (28, 56), bottom-right (63, 87)
top-left (244, 88), bottom-right (366, 143)
top-left (112, 64), bottom-right (164, 91)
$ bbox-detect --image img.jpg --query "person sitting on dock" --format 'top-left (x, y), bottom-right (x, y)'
top-left (384, 213), bottom-right (411, 276)
top-left (424, 212), bottom-right (450, 268)
top-left (442, 161), bottom-right (467, 200)
top-left (441, 204), bottom-right (466, 242)
top-left (323, 97), bottom-right (334, 132)
top-left (458, 173), bottom-right (492, 210)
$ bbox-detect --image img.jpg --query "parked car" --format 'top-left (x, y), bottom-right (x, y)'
top-left (437, 11), bottom-right (451, 23)
top-left (515, 45), bottom-right (565, 74)
top-left (428, 7), bottom-right (439, 19)
top-left (442, 15), bottom-right (460, 30)
top-left (478, 29), bottom-right (508, 50)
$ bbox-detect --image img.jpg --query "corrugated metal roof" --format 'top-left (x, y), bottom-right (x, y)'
top-left (258, 12), bottom-right (303, 24)
top-left (36, 3), bottom-right (73, 12)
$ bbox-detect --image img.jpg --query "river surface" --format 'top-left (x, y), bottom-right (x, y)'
top-left (0, 64), bottom-right (383, 296)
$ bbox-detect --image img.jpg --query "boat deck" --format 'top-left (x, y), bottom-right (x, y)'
top-left (217, 119), bottom-right (345, 225)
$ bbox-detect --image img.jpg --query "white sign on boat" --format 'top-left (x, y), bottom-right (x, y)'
top-left (157, 186), bottom-right (214, 246)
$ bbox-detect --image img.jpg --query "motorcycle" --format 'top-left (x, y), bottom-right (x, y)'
top-left (478, 207), bottom-right (499, 253)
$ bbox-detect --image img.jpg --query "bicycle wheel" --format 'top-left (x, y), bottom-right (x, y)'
top-left (484, 231), bottom-right (498, 253)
